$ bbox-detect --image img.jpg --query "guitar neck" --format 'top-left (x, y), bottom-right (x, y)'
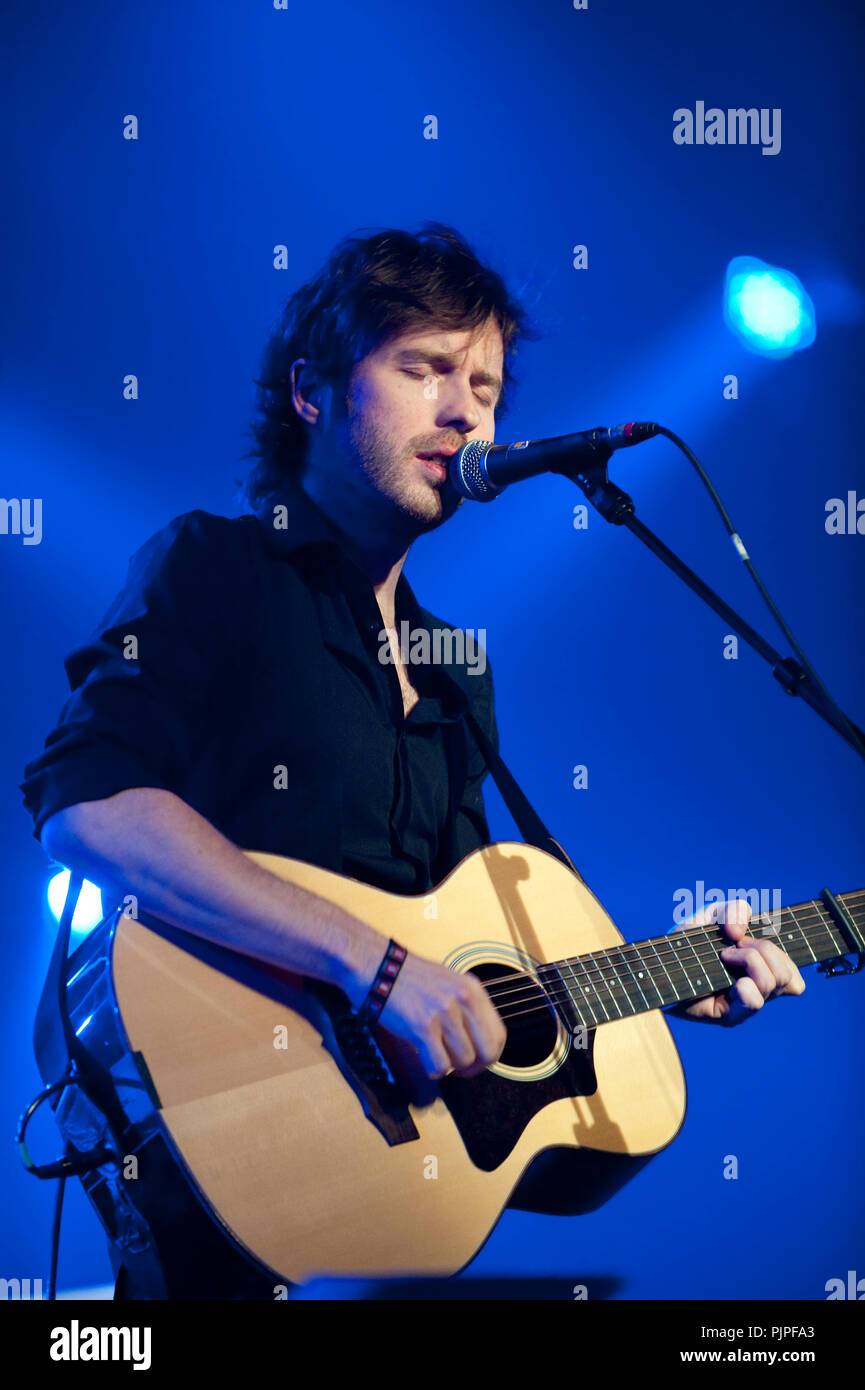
top-left (547, 890), bottom-right (865, 1029)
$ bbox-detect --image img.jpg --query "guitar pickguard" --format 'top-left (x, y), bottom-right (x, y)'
top-left (439, 1032), bottom-right (598, 1171)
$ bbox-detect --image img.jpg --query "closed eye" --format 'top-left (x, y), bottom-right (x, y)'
top-left (402, 368), bottom-right (495, 407)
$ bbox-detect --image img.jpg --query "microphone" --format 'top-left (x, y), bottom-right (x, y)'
top-left (448, 421), bottom-right (660, 501)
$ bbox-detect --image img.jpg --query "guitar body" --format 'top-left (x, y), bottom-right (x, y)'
top-left (76, 841), bottom-right (685, 1285)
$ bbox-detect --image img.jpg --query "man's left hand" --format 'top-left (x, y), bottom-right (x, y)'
top-left (666, 898), bottom-right (806, 1025)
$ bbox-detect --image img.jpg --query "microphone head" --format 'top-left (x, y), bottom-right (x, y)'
top-left (448, 441), bottom-right (501, 502)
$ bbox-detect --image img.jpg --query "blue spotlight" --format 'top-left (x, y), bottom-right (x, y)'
top-left (724, 256), bottom-right (816, 357)
top-left (47, 868), bottom-right (104, 941)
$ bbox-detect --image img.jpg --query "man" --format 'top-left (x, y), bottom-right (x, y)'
top-left (21, 223), bottom-right (804, 1297)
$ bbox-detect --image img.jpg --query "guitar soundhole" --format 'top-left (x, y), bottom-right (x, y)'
top-left (470, 962), bottom-right (559, 1068)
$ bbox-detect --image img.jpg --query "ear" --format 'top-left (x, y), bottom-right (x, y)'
top-left (289, 357), bottom-right (333, 427)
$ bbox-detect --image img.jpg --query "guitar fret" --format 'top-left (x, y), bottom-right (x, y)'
top-left (669, 933), bottom-right (703, 999)
top-left (587, 952), bottom-right (618, 1022)
top-left (624, 945), bottom-right (665, 1009)
top-left (837, 891), bottom-right (865, 952)
top-left (564, 957), bottom-right (602, 1027)
top-left (768, 903), bottom-right (817, 964)
top-left (581, 962), bottom-right (610, 1023)
top-left (546, 889), bottom-right (863, 1028)
top-left (610, 947), bottom-right (647, 1014)
top-left (644, 938), bottom-right (679, 1006)
top-left (597, 949), bottom-right (624, 1018)
top-left (678, 930), bottom-right (713, 994)
top-left (556, 959), bottom-right (592, 1032)
top-left (686, 928), bottom-right (735, 995)
top-left (792, 903), bottom-right (822, 963)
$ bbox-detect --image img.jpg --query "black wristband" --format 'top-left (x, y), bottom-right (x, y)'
top-left (355, 939), bottom-right (407, 1026)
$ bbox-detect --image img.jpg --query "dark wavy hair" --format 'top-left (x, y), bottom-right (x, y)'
top-left (239, 223), bottom-right (535, 509)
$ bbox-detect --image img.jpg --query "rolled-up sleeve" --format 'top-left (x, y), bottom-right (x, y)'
top-left (20, 510), bottom-right (247, 841)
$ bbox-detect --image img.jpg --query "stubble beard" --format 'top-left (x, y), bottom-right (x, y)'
top-left (342, 404), bottom-right (462, 534)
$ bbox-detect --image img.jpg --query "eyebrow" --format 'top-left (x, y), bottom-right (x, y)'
top-left (393, 348), bottom-right (502, 403)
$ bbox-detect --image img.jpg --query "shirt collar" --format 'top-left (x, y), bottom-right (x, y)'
top-left (252, 483), bottom-right (346, 557)
top-left (250, 485), bottom-right (434, 630)
top-left (251, 482), bottom-right (479, 719)
top-left (251, 486), bottom-right (441, 628)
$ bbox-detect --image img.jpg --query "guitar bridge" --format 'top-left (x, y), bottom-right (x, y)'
top-left (309, 983), bottom-right (420, 1147)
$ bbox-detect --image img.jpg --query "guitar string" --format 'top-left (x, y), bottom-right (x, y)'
top-left (468, 974), bottom-right (817, 1028)
top-left (482, 927), bottom-right (838, 1019)
top-left (491, 967), bottom-right (777, 1027)
top-left (482, 920), bottom-right (836, 1004)
top-left (470, 911), bottom-right (860, 1024)
top-left (474, 902), bottom-right (855, 1002)
top-left (485, 944), bottom-right (842, 1028)
top-left (486, 940), bottom-right (854, 1028)
top-left (485, 929), bottom-right (844, 1027)
top-left (474, 894), bottom-right (864, 996)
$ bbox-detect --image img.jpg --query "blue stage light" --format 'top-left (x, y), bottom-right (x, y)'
top-left (47, 869), bottom-right (104, 940)
top-left (724, 256), bottom-right (816, 357)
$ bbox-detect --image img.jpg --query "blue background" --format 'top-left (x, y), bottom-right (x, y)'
top-left (2, 0), bottom-right (863, 1300)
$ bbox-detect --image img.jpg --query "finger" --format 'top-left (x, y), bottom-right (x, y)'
top-left (422, 1031), bottom-right (455, 1080)
top-left (460, 990), bottom-right (507, 1070)
top-left (724, 975), bottom-right (765, 1025)
top-left (722, 938), bottom-right (806, 997)
top-left (716, 898), bottom-right (752, 943)
top-left (444, 974), bottom-right (505, 1069)
top-left (748, 939), bottom-right (806, 996)
top-left (452, 1024), bottom-right (497, 1076)
top-left (679, 897), bottom-right (752, 939)
top-left (720, 944), bottom-right (778, 1000)
top-left (439, 1008), bottom-right (478, 1074)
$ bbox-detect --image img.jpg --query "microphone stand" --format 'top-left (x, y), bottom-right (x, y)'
top-left (562, 448), bottom-right (865, 765)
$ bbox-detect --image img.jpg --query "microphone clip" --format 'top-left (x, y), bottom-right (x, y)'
top-left (567, 453), bottom-right (636, 525)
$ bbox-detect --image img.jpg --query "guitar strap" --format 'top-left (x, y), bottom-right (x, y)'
top-left (462, 709), bottom-right (582, 880)
top-left (33, 871), bottom-right (85, 1087)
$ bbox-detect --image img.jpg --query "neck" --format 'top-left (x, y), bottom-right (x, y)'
top-left (299, 470), bottom-right (411, 605)
top-left (532, 890), bottom-right (865, 1031)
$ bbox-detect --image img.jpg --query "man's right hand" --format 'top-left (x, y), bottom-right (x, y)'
top-left (347, 952), bottom-right (507, 1082)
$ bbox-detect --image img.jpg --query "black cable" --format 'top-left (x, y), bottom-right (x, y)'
top-left (656, 424), bottom-right (865, 763)
top-left (49, 1167), bottom-right (67, 1301)
top-left (17, 1071), bottom-right (119, 1303)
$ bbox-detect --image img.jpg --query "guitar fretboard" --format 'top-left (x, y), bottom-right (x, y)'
top-left (524, 890), bottom-right (865, 1030)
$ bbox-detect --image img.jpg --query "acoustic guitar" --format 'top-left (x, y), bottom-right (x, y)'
top-left (43, 842), bottom-right (863, 1290)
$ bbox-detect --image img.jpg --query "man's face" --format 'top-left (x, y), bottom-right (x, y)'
top-left (321, 318), bottom-right (504, 532)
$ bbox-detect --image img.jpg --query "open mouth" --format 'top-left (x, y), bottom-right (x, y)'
top-left (415, 454), bottom-right (450, 480)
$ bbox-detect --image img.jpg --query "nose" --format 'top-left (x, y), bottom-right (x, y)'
top-left (435, 374), bottom-right (482, 436)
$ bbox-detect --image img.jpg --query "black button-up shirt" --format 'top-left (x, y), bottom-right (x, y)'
top-left (20, 484), bottom-right (498, 895)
